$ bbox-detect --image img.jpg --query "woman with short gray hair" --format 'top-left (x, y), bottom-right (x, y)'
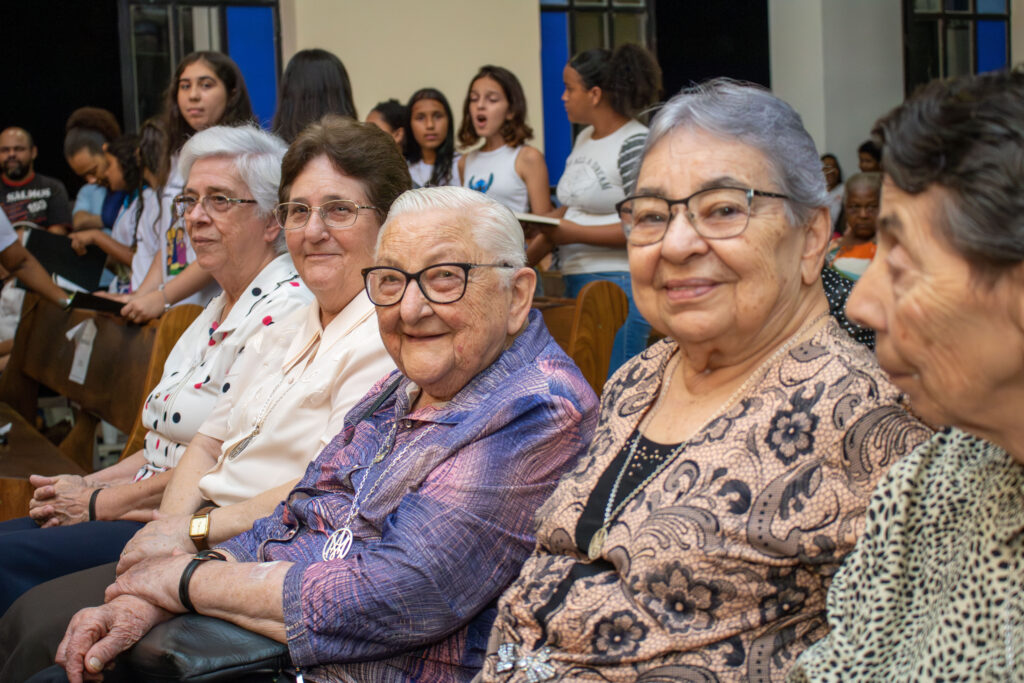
top-left (0, 123), bottom-right (313, 619)
top-left (480, 79), bottom-right (929, 682)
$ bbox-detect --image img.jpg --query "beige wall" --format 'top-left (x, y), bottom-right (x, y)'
top-left (770, 0), bottom-right (905, 175)
top-left (279, 0), bottom-right (545, 151)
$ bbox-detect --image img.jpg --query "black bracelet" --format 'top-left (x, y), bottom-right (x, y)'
top-left (87, 488), bottom-right (101, 521)
top-left (178, 549), bottom-right (227, 612)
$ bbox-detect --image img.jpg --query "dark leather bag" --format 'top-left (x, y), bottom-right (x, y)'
top-left (128, 613), bottom-right (293, 682)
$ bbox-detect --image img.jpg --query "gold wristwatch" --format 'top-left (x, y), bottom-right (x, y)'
top-left (188, 506), bottom-right (215, 551)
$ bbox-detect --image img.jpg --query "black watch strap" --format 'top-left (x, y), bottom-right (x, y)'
top-left (178, 549), bottom-right (227, 612)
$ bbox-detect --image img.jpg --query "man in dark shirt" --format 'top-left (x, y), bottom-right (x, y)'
top-left (0, 127), bottom-right (72, 232)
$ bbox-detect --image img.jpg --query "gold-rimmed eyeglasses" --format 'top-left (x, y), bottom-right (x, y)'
top-left (274, 200), bottom-right (378, 231)
top-left (172, 194), bottom-right (258, 218)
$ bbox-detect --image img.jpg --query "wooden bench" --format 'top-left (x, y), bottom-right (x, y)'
top-left (0, 295), bottom-right (201, 520)
top-left (536, 280), bottom-right (628, 396)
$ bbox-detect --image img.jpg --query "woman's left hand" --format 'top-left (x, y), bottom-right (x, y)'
top-left (69, 230), bottom-right (98, 256)
top-left (27, 475), bottom-right (94, 526)
top-left (121, 290), bottom-right (165, 324)
top-left (106, 552), bottom-right (193, 613)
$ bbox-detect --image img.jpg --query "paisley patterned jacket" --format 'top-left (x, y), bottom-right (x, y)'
top-left (481, 319), bottom-right (931, 682)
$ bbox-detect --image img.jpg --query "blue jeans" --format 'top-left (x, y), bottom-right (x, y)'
top-left (563, 272), bottom-right (650, 379)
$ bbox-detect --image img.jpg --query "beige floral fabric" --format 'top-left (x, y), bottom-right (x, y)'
top-left (481, 320), bottom-right (931, 682)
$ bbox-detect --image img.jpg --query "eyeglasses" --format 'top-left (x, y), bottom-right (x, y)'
top-left (616, 187), bottom-right (790, 245)
top-left (361, 262), bottom-right (514, 306)
top-left (274, 200), bottom-right (378, 231)
top-left (173, 194), bottom-right (258, 218)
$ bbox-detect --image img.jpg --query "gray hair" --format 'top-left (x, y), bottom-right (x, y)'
top-left (645, 78), bottom-right (828, 227)
top-left (378, 187), bottom-right (527, 281)
top-left (179, 124), bottom-right (289, 254)
top-left (844, 172), bottom-right (882, 200)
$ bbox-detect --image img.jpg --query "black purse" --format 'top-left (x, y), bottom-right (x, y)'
top-left (127, 613), bottom-right (294, 682)
top-left (124, 376), bottom-right (404, 682)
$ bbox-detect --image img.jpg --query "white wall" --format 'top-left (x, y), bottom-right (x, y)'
top-left (770, 0), bottom-right (904, 176)
top-left (278, 0), bottom-right (545, 151)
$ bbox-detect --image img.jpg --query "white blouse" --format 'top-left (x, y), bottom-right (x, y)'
top-left (196, 292), bottom-right (395, 506)
top-left (136, 253), bottom-right (314, 478)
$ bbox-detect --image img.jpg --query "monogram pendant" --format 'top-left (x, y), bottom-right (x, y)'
top-left (588, 526), bottom-right (607, 560)
top-left (226, 430), bottom-right (257, 461)
top-left (322, 527), bottom-right (353, 561)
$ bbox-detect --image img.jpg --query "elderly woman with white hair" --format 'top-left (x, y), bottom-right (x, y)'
top-left (49, 186), bottom-right (599, 683)
top-left (479, 79), bottom-right (930, 682)
top-left (0, 123), bottom-right (312, 615)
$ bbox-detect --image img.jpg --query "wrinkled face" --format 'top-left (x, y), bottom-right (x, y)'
top-left (177, 60), bottom-right (229, 132)
top-left (847, 178), bottom-right (1024, 428)
top-left (858, 151), bottom-right (880, 173)
top-left (469, 76), bottom-right (511, 140)
top-left (561, 65), bottom-right (592, 124)
top-left (844, 185), bottom-right (880, 241)
top-left (181, 156), bottom-right (277, 277)
top-left (410, 99), bottom-right (448, 153)
top-left (285, 155), bottom-right (379, 317)
top-left (374, 208), bottom-right (518, 404)
top-left (67, 148), bottom-right (108, 185)
top-left (0, 129), bottom-right (35, 180)
top-left (628, 128), bottom-right (825, 353)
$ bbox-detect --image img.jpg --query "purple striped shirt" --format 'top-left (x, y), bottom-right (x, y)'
top-left (219, 311), bottom-right (598, 682)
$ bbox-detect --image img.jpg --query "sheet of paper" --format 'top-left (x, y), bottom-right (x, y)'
top-left (67, 318), bottom-right (97, 384)
top-left (55, 274), bottom-right (88, 294)
top-left (514, 212), bottom-right (561, 226)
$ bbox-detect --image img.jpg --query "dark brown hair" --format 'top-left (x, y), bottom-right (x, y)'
top-left (162, 51), bottom-right (253, 157)
top-left (569, 44), bottom-right (662, 119)
top-left (279, 115), bottom-right (412, 220)
top-left (457, 65), bottom-right (533, 148)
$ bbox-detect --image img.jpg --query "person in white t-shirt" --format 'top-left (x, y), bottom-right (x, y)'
top-left (530, 45), bottom-right (662, 375)
top-left (457, 65), bottom-right (551, 215)
top-left (404, 88), bottom-right (462, 188)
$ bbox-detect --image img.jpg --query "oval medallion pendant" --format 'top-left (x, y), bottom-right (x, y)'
top-left (588, 526), bottom-right (607, 561)
top-left (227, 431), bottom-right (256, 461)
top-left (322, 527), bottom-right (353, 561)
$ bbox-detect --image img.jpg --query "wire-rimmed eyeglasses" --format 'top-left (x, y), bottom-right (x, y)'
top-left (616, 186), bottom-right (790, 245)
top-left (361, 262), bottom-right (514, 306)
top-left (274, 200), bottom-right (378, 231)
top-left (173, 194), bottom-right (258, 218)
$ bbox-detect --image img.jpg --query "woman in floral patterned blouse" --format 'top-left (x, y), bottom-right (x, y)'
top-left (480, 79), bottom-right (930, 682)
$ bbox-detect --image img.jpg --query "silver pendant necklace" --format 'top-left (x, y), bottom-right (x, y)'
top-left (322, 413), bottom-right (436, 561)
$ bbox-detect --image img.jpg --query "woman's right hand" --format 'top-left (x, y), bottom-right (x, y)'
top-left (94, 291), bottom-right (130, 303)
top-left (56, 594), bottom-right (171, 683)
top-left (69, 230), bottom-right (99, 256)
top-left (121, 290), bottom-right (166, 324)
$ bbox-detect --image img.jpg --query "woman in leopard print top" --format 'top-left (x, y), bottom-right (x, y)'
top-left (791, 68), bottom-right (1024, 681)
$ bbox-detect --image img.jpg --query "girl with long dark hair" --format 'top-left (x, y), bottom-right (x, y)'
top-left (404, 88), bottom-right (460, 187)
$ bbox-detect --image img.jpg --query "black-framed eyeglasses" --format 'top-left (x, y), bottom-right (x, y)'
top-left (173, 194), bottom-right (258, 218)
top-left (274, 200), bottom-right (378, 231)
top-left (616, 186), bottom-right (790, 245)
top-left (361, 262), bottom-right (514, 306)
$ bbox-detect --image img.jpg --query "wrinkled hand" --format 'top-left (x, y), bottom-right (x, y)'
top-left (117, 512), bottom-right (193, 575)
top-left (121, 290), bottom-right (165, 324)
top-left (56, 595), bottom-right (171, 683)
top-left (106, 553), bottom-right (192, 613)
top-left (28, 474), bottom-right (92, 526)
top-left (69, 230), bottom-right (99, 256)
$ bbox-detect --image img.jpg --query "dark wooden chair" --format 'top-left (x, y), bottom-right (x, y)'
top-left (0, 296), bottom-right (201, 520)
top-left (537, 280), bottom-right (628, 396)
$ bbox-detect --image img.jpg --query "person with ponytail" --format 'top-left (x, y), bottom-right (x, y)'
top-left (64, 107), bottom-right (126, 232)
top-left (531, 44), bottom-right (661, 375)
top-left (404, 88), bottom-right (461, 188)
top-left (366, 98), bottom-right (407, 149)
top-left (457, 65), bottom-right (551, 215)
top-left (272, 48), bottom-right (357, 143)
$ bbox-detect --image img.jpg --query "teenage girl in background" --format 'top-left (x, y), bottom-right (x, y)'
top-left (457, 65), bottom-right (551, 215)
top-left (122, 51), bottom-right (253, 322)
top-left (404, 88), bottom-right (460, 187)
top-left (272, 48), bottom-right (356, 143)
top-left (63, 108), bottom-right (126, 233)
top-left (365, 99), bottom-right (407, 149)
top-left (531, 44), bottom-right (661, 375)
